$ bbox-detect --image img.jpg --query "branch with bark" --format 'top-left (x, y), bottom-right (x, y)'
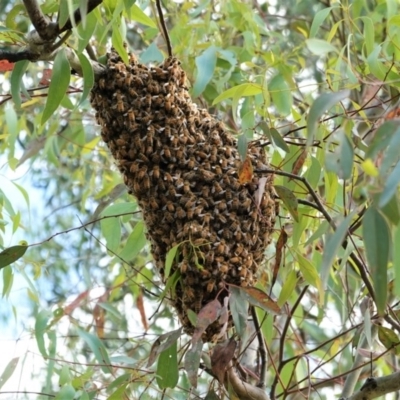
top-left (0, 0), bottom-right (105, 78)
top-left (340, 370), bottom-right (400, 400)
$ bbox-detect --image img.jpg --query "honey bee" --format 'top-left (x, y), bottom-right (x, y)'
top-left (183, 181), bottom-right (191, 194)
top-left (212, 182), bottom-right (224, 194)
top-left (206, 280), bottom-right (215, 293)
top-left (165, 95), bottom-right (173, 112)
top-left (147, 81), bottom-right (160, 94)
top-left (129, 162), bottom-right (140, 173)
top-left (99, 78), bottom-right (106, 89)
top-left (151, 165), bottom-right (160, 180)
top-left (184, 286), bottom-right (195, 300)
top-left (185, 196), bottom-right (196, 209)
top-left (126, 109), bottom-right (135, 123)
top-left (164, 212), bottom-right (174, 224)
top-left (148, 197), bottom-right (159, 210)
top-left (132, 76), bottom-right (143, 86)
top-left (129, 88), bottom-right (138, 97)
top-left (124, 74), bottom-right (133, 86)
top-left (137, 166), bottom-right (148, 180)
top-left (115, 96), bottom-right (126, 113)
top-left (168, 186), bottom-right (177, 198)
top-left (175, 207), bottom-right (187, 219)
top-left (142, 175), bottom-right (151, 191)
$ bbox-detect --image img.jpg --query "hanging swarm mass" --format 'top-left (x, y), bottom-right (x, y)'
top-left (90, 50), bottom-right (276, 341)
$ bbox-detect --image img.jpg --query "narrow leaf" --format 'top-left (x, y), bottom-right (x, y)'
top-left (156, 341), bottom-right (178, 389)
top-left (76, 328), bottom-right (112, 373)
top-left (0, 244), bottom-right (28, 269)
top-left (362, 207), bottom-right (390, 316)
top-left (0, 357), bottom-right (19, 390)
top-left (274, 185), bottom-right (299, 222)
top-left (41, 49), bottom-right (71, 125)
top-left (307, 90), bottom-right (349, 146)
top-left (165, 244), bottom-right (180, 279)
top-left (184, 340), bottom-right (203, 387)
top-left (193, 46), bottom-right (217, 97)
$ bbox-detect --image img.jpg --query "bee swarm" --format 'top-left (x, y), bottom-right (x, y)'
top-left (90, 51), bottom-right (276, 341)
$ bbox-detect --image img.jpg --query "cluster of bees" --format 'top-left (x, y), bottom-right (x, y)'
top-left (90, 50), bottom-right (276, 341)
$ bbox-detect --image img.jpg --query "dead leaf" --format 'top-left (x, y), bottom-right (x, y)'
top-left (93, 302), bottom-right (105, 338)
top-left (272, 228), bottom-right (288, 288)
top-left (64, 290), bottom-right (89, 315)
top-left (0, 60), bottom-right (15, 72)
top-left (291, 149), bottom-right (307, 177)
top-left (147, 327), bottom-right (183, 367)
top-left (211, 338), bottom-right (237, 383)
top-left (254, 177), bottom-right (268, 208)
top-left (229, 285), bottom-right (281, 314)
top-left (39, 68), bottom-right (52, 86)
top-left (184, 340), bottom-right (203, 387)
top-left (192, 299), bottom-right (222, 344)
top-left (238, 157), bottom-right (254, 184)
top-left (136, 290), bottom-right (148, 331)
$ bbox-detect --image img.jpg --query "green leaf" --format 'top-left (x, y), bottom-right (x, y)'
top-left (111, 25), bottom-right (129, 65)
top-left (100, 217), bottom-right (121, 253)
top-left (274, 185), bottom-right (299, 222)
top-left (193, 45), bottom-right (217, 97)
top-left (76, 328), bottom-right (112, 374)
top-left (306, 38), bottom-right (338, 55)
top-left (35, 309), bottom-right (51, 358)
top-left (309, 7), bottom-right (335, 38)
top-left (184, 340), bottom-right (203, 388)
top-left (0, 244), bottom-right (28, 269)
top-left (366, 121), bottom-right (400, 160)
top-left (2, 266), bottom-right (14, 298)
top-left (10, 60), bottom-right (29, 109)
top-left (118, 221), bottom-right (146, 261)
top-left (325, 132), bottom-right (354, 180)
top-left (54, 384), bottom-right (76, 400)
top-left (77, 53), bottom-right (94, 105)
top-left (131, 4), bottom-right (157, 28)
top-left (140, 41), bottom-right (164, 64)
top-left (278, 270), bottom-right (298, 307)
top-left (269, 74), bottom-right (292, 116)
top-left (229, 286), bottom-right (249, 338)
top-left (41, 49), bottom-right (71, 125)
top-left (269, 127), bottom-right (289, 152)
top-left (307, 90), bottom-right (349, 147)
top-left (320, 213), bottom-right (354, 288)
top-left (156, 340), bottom-right (178, 389)
top-left (379, 162), bottom-right (400, 208)
top-left (165, 244), bottom-right (180, 279)
top-left (0, 357), bottom-right (19, 390)
top-left (212, 83), bottom-right (264, 105)
top-left (362, 207), bottom-right (390, 316)
top-left (378, 326), bottom-right (400, 355)
top-left (394, 225), bottom-right (400, 297)
top-left (296, 252), bottom-right (322, 291)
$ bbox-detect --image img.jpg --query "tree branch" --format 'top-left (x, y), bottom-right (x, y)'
top-left (59, 0), bottom-right (103, 33)
top-left (341, 370), bottom-right (400, 400)
top-left (23, 0), bottom-right (58, 41)
top-left (227, 365), bottom-right (270, 400)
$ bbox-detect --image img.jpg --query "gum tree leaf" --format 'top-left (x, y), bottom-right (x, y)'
top-left (77, 53), bottom-right (94, 105)
top-left (147, 328), bottom-right (182, 367)
top-left (229, 286), bottom-right (248, 338)
top-left (231, 285), bottom-right (281, 314)
top-left (193, 45), bottom-right (217, 97)
top-left (156, 340), bottom-right (179, 389)
top-left (274, 185), bottom-right (299, 222)
top-left (378, 326), bottom-right (400, 355)
top-left (211, 338), bottom-right (237, 383)
top-left (0, 244), bottom-right (28, 269)
top-left (164, 244), bottom-right (180, 279)
top-left (184, 340), bottom-right (203, 387)
top-left (118, 221), bottom-right (146, 261)
top-left (192, 299), bottom-right (222, 344)
top-left (269, 74), bottom-right (292, 116)
top-left (76, 328), bottom-right (112, 374)
top-left (362, 207), bottom-right (390, 316)
top-left (213, 83), bottom-right (263, 105)
top-left (41, 49), bottom-right (71, 125)
top-left (0, 357), bottom-right (19, 390)
top-left (10, 60), bottom-right (29, 109)
top-left (321, 212), bottom-right (354, 288)
top-left (306, 90), bottom-right (349, 146)
top-left (379, 161), bottom-right (400, 208)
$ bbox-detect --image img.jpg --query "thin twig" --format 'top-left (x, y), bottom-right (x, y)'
top-left (155, 0), bottom-right (172, 57)
top-left (250, 307), bottom-right (267, 388)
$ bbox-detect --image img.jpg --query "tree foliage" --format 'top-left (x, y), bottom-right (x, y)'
top-left (1, 1), bottom-right (400, 399)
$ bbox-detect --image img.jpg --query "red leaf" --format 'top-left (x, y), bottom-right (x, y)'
top-left (272, 228), bottom-right (288, 288)
top-left (136, 290), bottom-right (148, 331)
top-left (0, 60), bottom-right (15, 72)
top-left (238, 157), bottom-right (254, 184)
top-left (64, 290), bottom-right (89, 315)
top-left (211, 338), bottom-right (237, 383)
top-left (39, 68), bottom-right (52, 86)
top-left (192, 299), bottom-right (222, 344)
top-left (290, 149), bottom-right (307, 177)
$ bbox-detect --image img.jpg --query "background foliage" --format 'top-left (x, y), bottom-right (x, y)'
top-left (1, 0), bottom-right (400, 399)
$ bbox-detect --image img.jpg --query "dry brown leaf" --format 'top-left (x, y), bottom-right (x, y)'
top-left (211, 338), bottom-right (237, 383)
top-left (238, 157), bottom-right (254, 184)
